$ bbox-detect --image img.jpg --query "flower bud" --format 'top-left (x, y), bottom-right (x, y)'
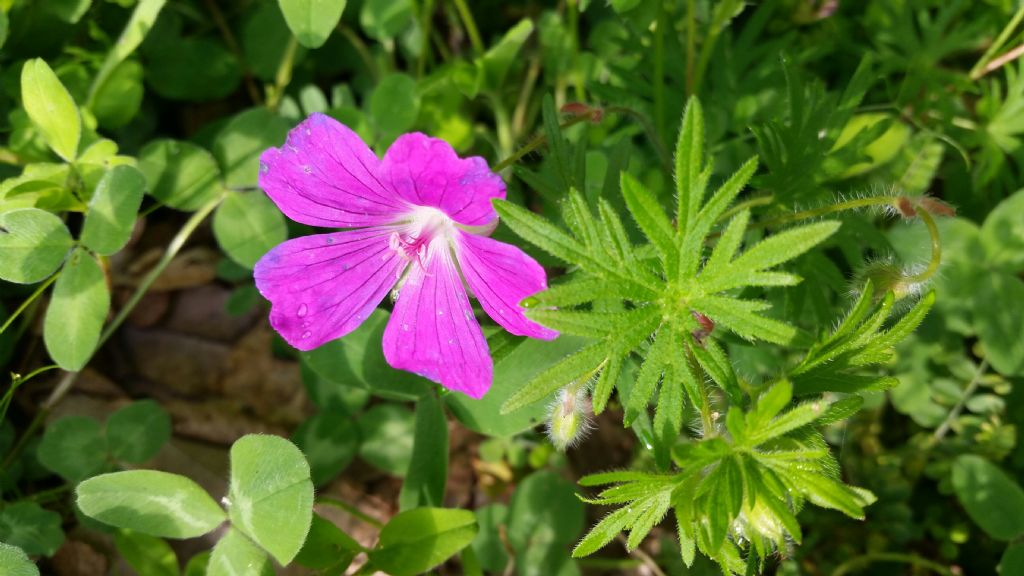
top-left (547, 386), bottom-right (592, 451)
top-left (853, 260), bottom-right (925, 301)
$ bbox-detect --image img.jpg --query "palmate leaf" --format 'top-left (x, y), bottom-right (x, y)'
top-left (790, 282), bottom-right (935, 395)
top-left (498, 97), bottom-right (840, 433)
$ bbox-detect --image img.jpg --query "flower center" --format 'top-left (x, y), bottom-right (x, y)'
top-left (389, 206), bottom-right (454, 269)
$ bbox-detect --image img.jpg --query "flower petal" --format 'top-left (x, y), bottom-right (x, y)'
top-left (260, 113), bottom-right (408, 227)
top-left (254, 228), bottom-right (404, 351)
top-left (382, 242), bottom-right (492, 398)
top-left (379, 133), bottom-right (505, 228)
top-left (455, 231), bottom-right (559, 340)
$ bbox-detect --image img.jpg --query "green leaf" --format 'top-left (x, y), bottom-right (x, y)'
top-left (493, 199), bottom-right (590, 266)
top-left (295, 514), bottom-right (361, 574)
top-left (212, 190), bottom-right (287, 269)
top-left (0, 542), bottom-right (40, 576)
top-left (46, 0), bottom-right (91, 23)
top-left (227, 434), bottom-right (314, 565)
top-left (91, 60), bottom-right (144, 129)
top-left (139, 139), bottom-right (223, 211)
top-left (470, 505), bottom-right (509, 573)
top-left (114, 530), bottom-right (178, 576)
top-left (952, 454), bottom-right (1024, 541)
top-left (501, 342), bottom-right (608, 414)
top-left (80, 165), bottom-right (147, 256)
top-left (105, 400), bottom-right (172, 463)
top-left (974, 272), bottom-right (1024, 375)
top-left (678, 158), bottom-right (757, 277)
top-left (621, 172), bottom-right (676, 273)
top-left (787, 468), bottom-right (867, 519)
top-left (359, 0), bottom-right (413, 40)
top-left (293, 409), bottom-right (359, 487)
top-left (0, 502), bottom-right (64, 557)
top-left (704, 458), bottom-right (742, 548)
top-left (21, 58), bottom-right (80, 161)
top-left (37, 415), bottom-right (107, 482)
top-left (1002, 543), bottom-right (1024, 576)
top-left (981, 188), bottom-right (1024, 271)
top-left (369, 74), bottom-right (420, 139)
top-left (278, 0), bottom-right (347, 48)
top-left (479, 19), bottom-right (534, 90)
top-left (358, 404), bottom-right (415, 475)
top-left (0, 208), bottom-right (72, 284)
top-left (213, 108), bottom-right (290, 188)
top-left (183, 552), bottom-right (210, 576)
top-left (507, 470), bottom-right (585, 551)
top-left (77, 470), bottom-right (226, 538)
top-left (399, 391), bottom-right (448, 511)
top-left (369, 508), bottom-right (478, 576)
top-left (145, 38), bottom-right (241, 102)
top-left (302, 309), bottom-right (427, 400)
top-left (675, 96), bottom-right (706, 232)
top-left (691, 295), bottom-right (795, 344)
top-left (447, 335), bottom-right (588, 437)
top-left (207, 529), bottom-right (273, 576)
top-left (43, 248), bottom-right (110, 371)
top-left (728, 220), bottom-right (840, 275)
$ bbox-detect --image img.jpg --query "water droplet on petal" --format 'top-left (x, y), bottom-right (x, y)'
top-left (437, 309), bottom-right (444, 316)
top-left (302, 165), bottom-right (312, 174)
top-left (259, 162), bottom-right (269, 174)
top-left (325, 237), bottom-right (334, 245)
top-left (301, 331), bottom-right (312, 339)
top-left (447, 339), bottom-right (454, 345)
top-left (498, 308), bottom-right (506, 316)
top-left (402, 323), bottom-right (410, 331)
top-left (341, 263), bottom-right (350, 271)
top-left (521, 296), bottom-right (539, 308)
top-left (390, 288), bottom-right (400, 302)
top-left (297, 304), bottom-right (308, 317)
top-left (304, 127), bottom-right (312, 136)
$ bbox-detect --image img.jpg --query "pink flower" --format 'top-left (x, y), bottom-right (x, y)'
top-left (254, 113), bottom-right (558, 399)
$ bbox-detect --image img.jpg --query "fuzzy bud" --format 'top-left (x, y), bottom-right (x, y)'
top-left (854, 260), bottom-right (925, 301)
top-left (547, 386), bottom-right (592, 451)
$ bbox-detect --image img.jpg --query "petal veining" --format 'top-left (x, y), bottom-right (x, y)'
top-left (254, 228), bottom-right (405, 351)
top-left (260, 113), bottom-right (408, 227)
top-left (455, 230), bottom-right (559, 340)
top-left (382, 239), bottom-right (492, 398)
top-left (379, 132), bottom-right (505, 228)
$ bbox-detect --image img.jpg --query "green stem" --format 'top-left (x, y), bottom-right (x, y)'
top-left (715, 194), bottom-right (774, 223)
top-left (906, 207), bottom-right (942, 285)
top-left (929, 361), bottom-right (987, 446)
top-left (0, 272), bottom-right (60, 336)
top-left (97, 193), bottom-right (224, 351)
top-left (451, 0), bottom-right (484, 54)
top-left (0, 194), bottom-right (224, 473)
top-left (205, 0), bottom-right (262, 105)
top-left (0, 366), bottom-right (58, 424)
top-left (653, 1), bottom-right (667, 144)
top-left (416, 0), bottom-right (436, 78)
top-left (685, 0), bottom-right (696, 95)
top-left (751, 196), bottom-right (894, 230)
top-left (267, 37), bottom-right (300, 111)
top-left (492, 96), bottom-right (514, 162)
top-left (567, 0), bottom-right (585, 102)
top-left (831, 552), bottom-right (955, 576)
top-left (318, 496), bottom-right (384, 529)
top-left (340, 25), bottom-right (380, 81)
top-left (615, 534), bottom-right (667, 576)
top-left (969, 4), bottom-right (1024, 79)
top-left (491, 111), bottom-right (598, 172)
